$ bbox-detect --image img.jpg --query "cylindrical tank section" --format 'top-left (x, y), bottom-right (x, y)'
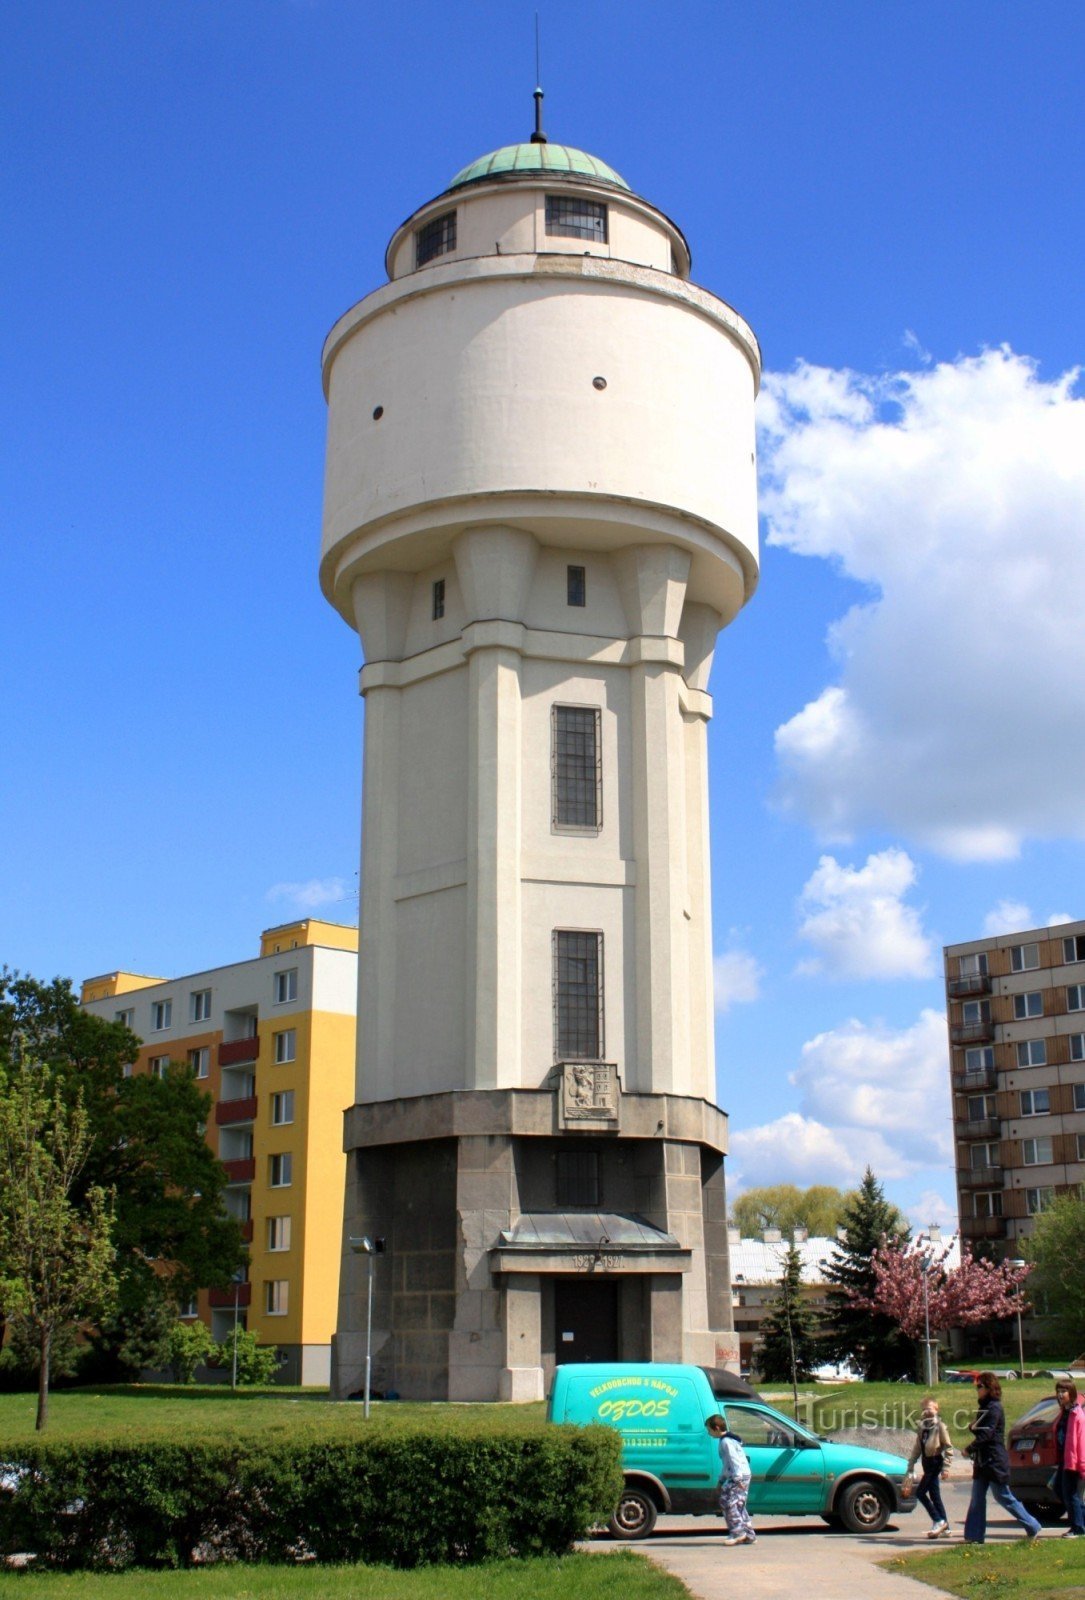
top-left (320, 164), bottom-right (760, 637)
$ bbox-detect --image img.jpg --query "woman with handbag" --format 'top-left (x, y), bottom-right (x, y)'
top-left (1055, 1380), bottom-right (1085, 1536)
top-left (963, 1372), bottom-right (1042, 1543)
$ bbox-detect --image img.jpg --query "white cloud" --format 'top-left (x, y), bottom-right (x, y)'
top-left (265, 876), bottom-right (352, 911)
top-left (729, 1009), bottom-right (951, 1190)
top-left (714, 949), bottom-right (764, 1013)
top-left (1047, 911), bottom-right (1074, 926)
top-left (797, 848), bottom-right (934, 979)
top-left (906, 1188), bottom-right (958, 1235)
top-left (761, 347), bottom-right (1085, 861)
top-left (983, 899), bottom-right (1033, 937)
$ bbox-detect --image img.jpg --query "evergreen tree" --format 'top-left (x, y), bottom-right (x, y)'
top-left (756, 1245), bottom-right (820, 1391)
top-left (821, 1168), bottom-right (912, 1380)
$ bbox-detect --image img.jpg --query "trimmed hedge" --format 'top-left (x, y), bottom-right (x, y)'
top-left (0, 1427), bottom-right (622, 1570)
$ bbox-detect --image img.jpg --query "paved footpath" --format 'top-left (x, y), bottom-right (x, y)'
top-left (597, 1480), bottom-right (1048, 1600)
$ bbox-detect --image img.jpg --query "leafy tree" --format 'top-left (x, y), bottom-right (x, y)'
top-left (821, 1168), bottom-right (912, 1380)
top-left (1026, 1192), bottom-right (1085, 1347)
top-left (0, 972), bottom-right (244, 1371)
top-left (756, 1244), bottom-right (820, 1398)
top-left (0, 1058), bottom-right (117, 1429)
top-left (222, 1327), bottom-right (280, 1386)
top-left (167, 1318), bottom-right (216, 1383)
top-left (732, 1184), bottom-right (854, 1240)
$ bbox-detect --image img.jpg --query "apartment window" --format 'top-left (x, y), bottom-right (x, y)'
top-left (178, 1297), bottom-right (198, 1319)
top-left (415, 210), bottom-right (456, 267)
top-left (967, 1094), bottom-right (997, 1121)
top-left (265, 1280), bottom-right (289, 1316)
top-left (115, 1007), bottom-right (134, 1028)
top-left (959, 952), bottom-right (989, 978)
top-left (974, 1190), bottom-right (1002, 1219)
top-left (1026, 1187), bottom-right (1055, 1215)
top-left (1064, 935), bottom-right (1085, 964)
top-left (1071, 1035), bottom-right (1085, 1061)
top-left (273, 969), bottom-right (297, 1005)
top-left (1017, 1039), bottom-right (1047, 1068)
top-left (1011, 943), bottom-right (1040, 972)
top-left (1069, 985), bottom-right (1085, 1012)
top-left (187, 1047), bottom-right (209, 1079)
top-left (122, 1062), bottom-right (133, 1079)
top-left (552, 705), bottom-right (602, 830)
top-left (962, 999), bottom-right (991, 1025)
top-left (432, 578), bottom-right (445, 620)
top-left (1020, 1088), bottom-right (1050, 1117)
top-left (151, 999), bottom-right (172, 1031)
top-left (271, 1090), bottom-right (295, 1127)
top-left (964, 1046), bottom-right (995, 1073)
top-left (1013, 992), bottom-right (1043, 1020)
top-left (969, 1142), bottom-right (999, 1171)
top-left (553, 930), bottom-right (603, 1061)
top-left (1075, 1084), bottom-right (1085, 1112)
top-left (150, 1056), bottom-right (170, 1080)
top-left (1022, 1136), bottom-right (1054, 1166)
top-left (566, 564), bottom-right (586, 607)
top-left (269, 1152), bottom-right (293, 1188)
top-left (556, 1149), bottom-right (600, 1207)
top-left (274, 1029), bottom-right (296, 1065)
top-left (190, 989), bottom-right (212, 1022)
top-left (267, 1216), bottom-right (292, 1252)
top-left (1077, 1134), bottom-right (1085, 1163)
top-left (545, 194), bottom-right (608, 243)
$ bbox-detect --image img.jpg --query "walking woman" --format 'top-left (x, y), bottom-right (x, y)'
top-left (907, 1397), bottom-right (954, 1537)
top-left (963, 1372), bottom-right (1041, 1543)
top-left (1055, 1380), bottom-right (1085, 1536)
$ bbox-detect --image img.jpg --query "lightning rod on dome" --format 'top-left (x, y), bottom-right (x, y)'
top-left (532, 13), bottom-right (547, 144)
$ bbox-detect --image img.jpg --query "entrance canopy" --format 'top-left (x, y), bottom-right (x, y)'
top-left (491, 1211), bottom-right (691, 1275)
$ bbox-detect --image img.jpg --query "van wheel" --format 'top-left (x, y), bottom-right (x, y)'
top-left (820, 1513), bottom-right (844, 1529)
top-left (838, 1480), bottom-right (891, 1534)
top-left (608, 1487), bottom-right (658, 1540)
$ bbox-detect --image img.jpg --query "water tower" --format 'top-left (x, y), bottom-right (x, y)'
top-left (320, 108), bottom-right (760, 1400)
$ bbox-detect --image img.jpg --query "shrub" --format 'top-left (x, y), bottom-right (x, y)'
top-left (0, 1426), bottom-right (621, 1570)
top-left (218, 1329), bottom-right (280, 1386)
top-left (166, 1322), bottom-right (216, 1384)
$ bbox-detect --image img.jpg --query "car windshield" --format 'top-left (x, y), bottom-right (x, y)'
top-left (722, 1403), bottom-right (818, 1447)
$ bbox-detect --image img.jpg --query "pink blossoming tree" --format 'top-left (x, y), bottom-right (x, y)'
top-left (856, 1240), bottom-right (1030, 1342)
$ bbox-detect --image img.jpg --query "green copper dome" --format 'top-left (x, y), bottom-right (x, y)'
top-left (448, 142), bottom-right (631, 192)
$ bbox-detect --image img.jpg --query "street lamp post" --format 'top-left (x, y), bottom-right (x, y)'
top-left (919, 1225), bottom-right (943, 1386)
top-left (1008, 1259), bottom-right (1027, 1378)
top-left (349, 1236), bottom-right (384, 1418)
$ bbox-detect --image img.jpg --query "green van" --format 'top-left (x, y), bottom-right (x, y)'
top-left (548, 1362), bottom-right (915, 1538)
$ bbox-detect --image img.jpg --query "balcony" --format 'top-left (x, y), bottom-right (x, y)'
top-left (219, 1036), bottom-right (260, 1067)
top-left (950, 1020), bottom-right (995, 1045)
top-left (208, 1282), bottom-right (251, 1309)
top-left (959, 1165), bottom-right (1003, 1190)
top-left (948, 973), bottom-right (992, 998)
top-left (222, 1157), bottom-right (255, 1185)
top-left (215, 1096), bottom-right (257, 1127)
top-left (960, 1214), bottom-right (1007, 1240)
top-left (955, 1116), bottom-right (1001, 1140)
top-left (951, 1065), bottom-right (998, 1092)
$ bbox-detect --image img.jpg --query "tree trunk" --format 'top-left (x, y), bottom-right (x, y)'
top-left (36, 1326), bottom-right (50, 1432)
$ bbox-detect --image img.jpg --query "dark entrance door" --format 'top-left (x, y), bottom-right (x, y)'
top-left (554, 1277), bottom-right (619, 1363)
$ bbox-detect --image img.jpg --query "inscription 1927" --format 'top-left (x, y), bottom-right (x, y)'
top-left (571, 1252), bottom-right (622, 1272)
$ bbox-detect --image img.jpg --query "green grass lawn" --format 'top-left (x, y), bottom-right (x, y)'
top-left (769, 1380), bottom-right (1055, 1450)
top-left (0, 1387), bottom-right (546, 1447)
top-left (0, 1554), bottom-right (682, 1600)
top-left (884, 1538), bottom-right (1085, 1598)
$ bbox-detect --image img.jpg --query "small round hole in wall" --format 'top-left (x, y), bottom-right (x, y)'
top-left (592, 376), bottom-right (607, 391)
top-left (372, 405), bottom-right (384, 420)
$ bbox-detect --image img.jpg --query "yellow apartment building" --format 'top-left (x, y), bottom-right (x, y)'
top-left (82, 919), bottom-right (357, 1385)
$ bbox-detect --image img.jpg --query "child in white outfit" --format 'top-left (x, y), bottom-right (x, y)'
top-left (706, 1413), bottom-right (756, 1545)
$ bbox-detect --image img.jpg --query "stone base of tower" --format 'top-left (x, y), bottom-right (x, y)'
top-left (331, 1087), bottom-right (736, 1403)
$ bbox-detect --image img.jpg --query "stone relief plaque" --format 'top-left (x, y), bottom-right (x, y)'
top-left (561, 1062), bottom-right (619, 1122)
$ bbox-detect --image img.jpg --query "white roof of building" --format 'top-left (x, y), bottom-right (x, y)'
top-left (729, 1234), bottom-right (962, 1287)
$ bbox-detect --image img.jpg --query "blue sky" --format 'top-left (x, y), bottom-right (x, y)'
top-left (4, 1), bottom-right (1084, 1229)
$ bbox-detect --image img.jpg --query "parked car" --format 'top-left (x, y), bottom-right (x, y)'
top-left (1008, 1394), bottom-right (1064, 1524)
top-left (548, 1362), bottom-right (915, 1538)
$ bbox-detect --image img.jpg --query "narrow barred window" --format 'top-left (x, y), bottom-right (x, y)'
top-left (553, 930), bottom-right (603, 1060)
top-left (556, 1149), bottom-right (600, 1207)
top-left (552, 705), bottom-right (601, 829)
top-left (415, 211), bottom-right (456, 267)
top-left (567, 564), bottom-right (586, 606)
